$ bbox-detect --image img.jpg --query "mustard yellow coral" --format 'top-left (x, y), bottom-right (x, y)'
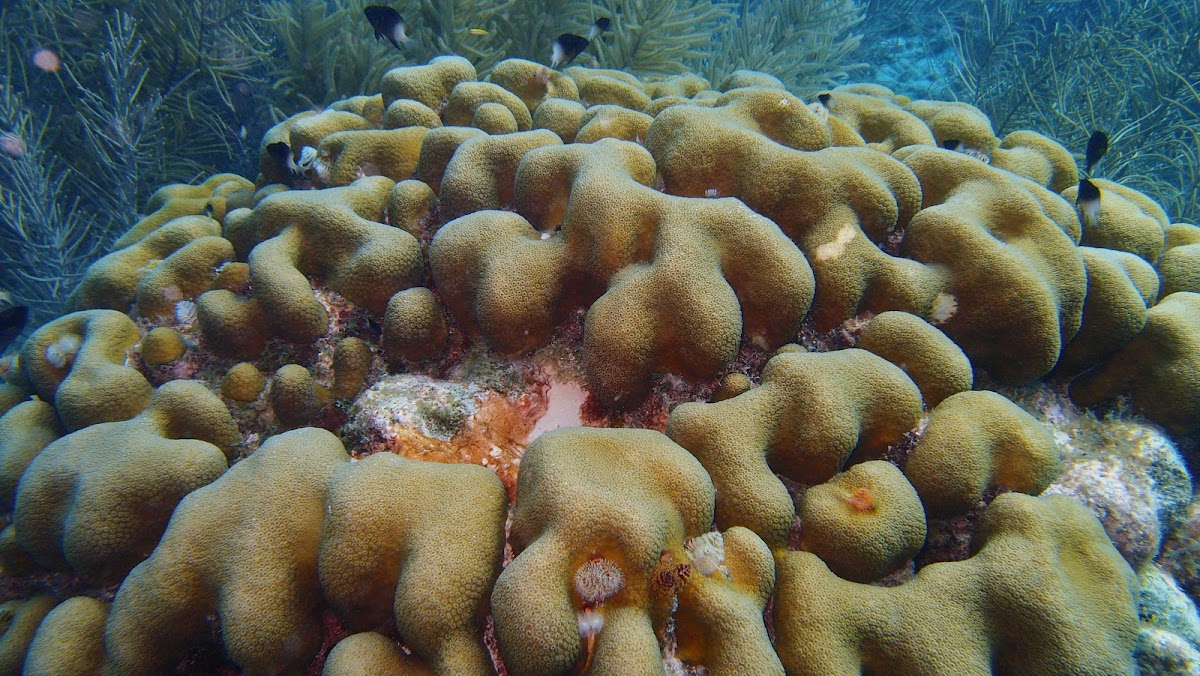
top-left (70, 215), bottom-right (224, 313)
top-left (269, 364), bottom-right (326, 429)
top-left (798, 460), bottom-right (926, 583)
top-left (331, 337), bottom-right (373, 399)
top-left (666, 349), bottom-right (923, 547)
top-left (105, 428), bottom-right (349, 674)
top-left (140, 327), bottom-right (187, 366)
top-left (1063, 178), bottom-right (1170, 262)
top-left (491, 427), bottom-right (716, 674)
top-left (904, 390), bottom-right (1060, 516)
top-left (211, 177), bottom-right (423, 346)
top-left (0, 398), bottom-right (61, 510)
top-left (221, 362), bottom-right (266, 402)
top-left (773, 494), bottom-right (1137, 674)
top-left (857, 310), bottom-right (972, 407)
top-left (23, 597), bottom-right (108, 675)
top-left (319, 453), bottom-right (507, 674)
top-left (0, 596), bottom-right (58, 675)
top-left (382, 287), bottom-right (448, 362)
top-left (432, 139), bottom-right (813, 404)
top-left (13, 380), bottom-right (238, 583)
top-left (112, 173), bottom-right (253, 250)
top-left (19, 310), bottom-right (152, 431)
top-left (1071, 291), bottom-right (1200, 433)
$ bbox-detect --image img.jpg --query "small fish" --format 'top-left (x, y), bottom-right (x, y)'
top-left (817, 93), bottom-right (832, 108)
top-left (0, 305), bottom-right (28, 354)
top-left (551, 33), bottom-right (590, 68)
top-left (1085, 130), bottom-right (1108, 174)
top-left (1077, 178), bottom-right (1102, 229)
top-left (31, 47), bottom-right (60, 73)
top-left (468, 27), bottom-right (489, 36)
top-left (942, 139), bottom-right (962, 151)
top-left (588, 17), bottom-right (611, 41)
top-left (266, 141), bottom-right (301, 177)
top-left (0, 133), bottom-right (26, 159)
top-left (364, 6), bottom-right (410, 50)
top-left (230, 81), bottom-right (256, 141)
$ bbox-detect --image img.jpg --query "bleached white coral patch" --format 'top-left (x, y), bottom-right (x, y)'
top-left (815, 224), bottom-right (856, 261)
top-left (686, 531), bottom-right (726, 576)
top-left (529, 373), bottom-right (587, 440)
top-left (930, 292), bottom-right (958, 325)
top-left (174, 300), bottom-right (197, 328)
top-left (45, 334), bottom-right (82, 369)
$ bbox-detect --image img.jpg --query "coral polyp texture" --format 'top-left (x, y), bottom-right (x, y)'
top-left (7, 51), bottom-right (1200, 673)
top-left (431, 138), bottom-right (813, 404)
top-left (774, 494), bottom-right (1138, 674)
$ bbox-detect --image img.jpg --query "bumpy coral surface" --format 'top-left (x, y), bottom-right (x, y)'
top-left (4, 52), bottom-right (1192, 673)
top-left (774, 494), bottom-right (1138, 674)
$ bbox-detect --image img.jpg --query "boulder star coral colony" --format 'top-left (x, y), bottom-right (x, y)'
top-left (1, 53), bottom-right (1199, 673)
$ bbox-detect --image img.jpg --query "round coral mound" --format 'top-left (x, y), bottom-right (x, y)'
top-left (0, 51), bottom-right (1181, 675)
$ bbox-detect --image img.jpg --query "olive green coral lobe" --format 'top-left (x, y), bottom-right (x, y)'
top-left (773, 494), bottom-right (1138, 674)
top-left (432, 139), bottom-right (813, 404)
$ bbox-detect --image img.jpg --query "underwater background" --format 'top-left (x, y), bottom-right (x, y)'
top-left (0, 0), bottom-right (1199, 673)
top-left (3, 0), bottom-right (1197, 329)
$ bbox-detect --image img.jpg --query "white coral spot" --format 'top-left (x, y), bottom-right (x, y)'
top-left (814, 224), bottom-right (857, 261)
top-left (930, 292), bottom-right (958, 325)
top-left (174, 300), bottom-right (197, 328)
top-left (686, 531), bottom-right (726, 576)
top-left (45, 334), bottom-right (82, 369)
top-left (297, 145), bottom-right (318, 169)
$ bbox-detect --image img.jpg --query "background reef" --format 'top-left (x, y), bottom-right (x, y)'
top-left (1, 0), bottom-right (1200, 674)
top-left (2, 0), bottom-right (1198, 329)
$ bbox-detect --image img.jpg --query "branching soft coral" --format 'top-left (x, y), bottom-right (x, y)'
top-left (949, 0), bottom-right (1200, 221)
top-left (697, 0), bottom-right (865, 94)
top-left (267, 0), bottom-right (406, 110)
top-left (588, 0), bottom-right (736, 75)
top-left (0, 84), bottom-right (110, 330)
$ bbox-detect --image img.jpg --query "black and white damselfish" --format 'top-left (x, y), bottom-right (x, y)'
top-left (588, 17), bottom-right (611, 41)
top-left (551, 33), bottom-right (590, 68)
top-left (1085, 130), bottom-right (1109, 175)
top-left (266, 141), bottom-right (301, 177)
top-left (1077, 178), bottom-right (1102, 230)
top-left (0, 304), bottom-right (28, 355)
top-left (551, 18), bottom-right (611, 68)
top-left (364, 6), bottom-right (410, 50)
